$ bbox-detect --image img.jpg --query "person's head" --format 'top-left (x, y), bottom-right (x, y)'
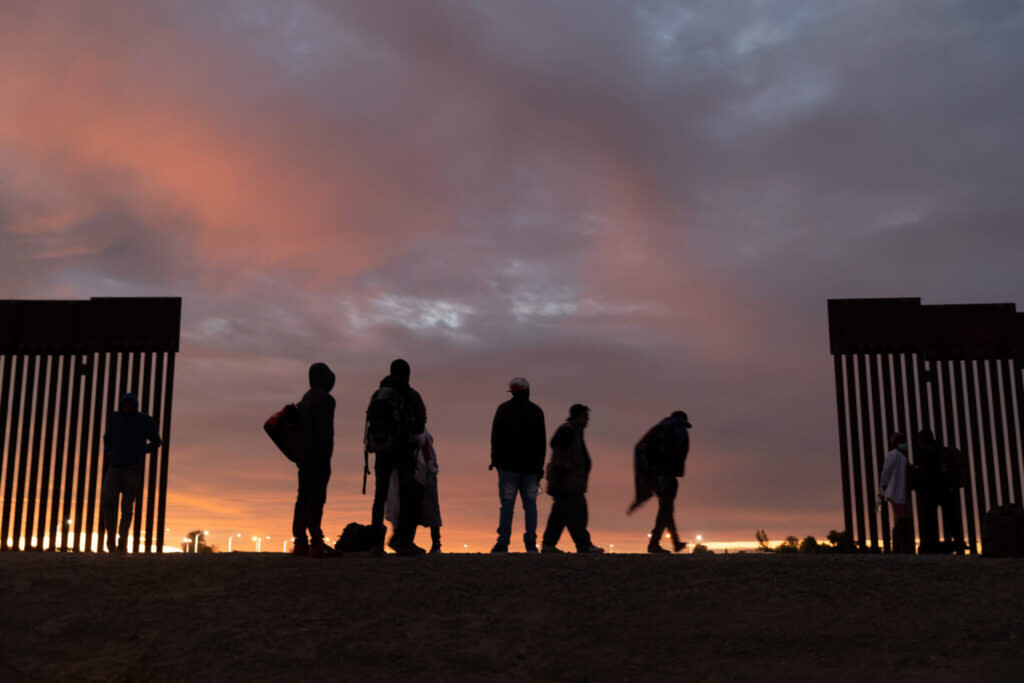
top-left (389, 358), bottom-right (411, 386)
top-left (309, 362), bottom-right (335, 392)
top-left (120, 392), bottom-right (139, 416)
top-left (671, 410), bottom-right (692, 429)
top-left (569, 403), bottom-right (590, 429)
top-left (889, 431), bottom-right (908, 453)
top-left (508, 377), bottom-right (530, 400)
top-left (917, 428), bottom-right (935, 446)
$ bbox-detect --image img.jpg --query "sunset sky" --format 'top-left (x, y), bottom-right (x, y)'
top-left (2, 1), bottom-right (1023, 552)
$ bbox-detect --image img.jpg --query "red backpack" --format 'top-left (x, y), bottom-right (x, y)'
top-left (264, 404), bottom-right (301, 465)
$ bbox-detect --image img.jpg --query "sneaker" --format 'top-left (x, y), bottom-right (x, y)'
top-left (525, 544), bottom-right (539, 554)
top-left (578, 544), bottom-right (605, 554)
top-left (397, 543), bottom-right (426, 556)
top-left (673, 540), bottom-right (688, 553)
top-left (490, 542), bottom-right (509, 554)
top-left (541, 544), bottom-right (563, 554)
top-left (647, 543), bottom-right (670, 554)
top-left (429, 543), bottom-right (442, 554)
top-left (387, 535), bottom-right (401, 553)
top-left (291, 543), bottom-right (310, 556)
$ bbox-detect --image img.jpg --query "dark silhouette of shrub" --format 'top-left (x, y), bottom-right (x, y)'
top-left (799, 536), bottom-right (819, 553)
top-left (754, 529), bottom-right (771, 552)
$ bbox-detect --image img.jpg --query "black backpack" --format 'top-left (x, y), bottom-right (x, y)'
top-left (365, 386), bottom-right (406, 455)
top-left (335, 523), bottom-right (385, 552)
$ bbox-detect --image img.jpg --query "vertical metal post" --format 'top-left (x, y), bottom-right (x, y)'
top-left (131, 351), bottom-right (144, 553)
top-left (864, 353), bottom-right (883, 550)
top-left (949, 360), bottom-right (978, 553)
top-left (141, 351), bottom-right (156, 553)
top-left (964, 361), bottom-right (990, 518)
top-left (60, 356), bottom-right (83, 552)
top-left (74, 352), bottom-right (97, 552)
top-left (878, 353), bottom-right (896, 552)
top-left (47, 355), bottom-right (72, 551)
top-left (834, 355), bottom-right (854, 538)
top-left (31, 355), bottom-right (59, 549)
top-left (977, 360), bottom-right (999, 509)
top-left (845, 354), bottom-right (866, 548)
top-left (0, 355), bottom-right (16, 551)
top-left (988, 360), bottom-right (1011, 505)
top-left (998, 359), bottom-right (1022, 505)
top-left (12, 355), bottom-right (39, 551)
top-left (157, 352), bottom-right (175, 553)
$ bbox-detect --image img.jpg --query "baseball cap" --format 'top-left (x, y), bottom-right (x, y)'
top-left (508, 377), bottom-right (530, 392)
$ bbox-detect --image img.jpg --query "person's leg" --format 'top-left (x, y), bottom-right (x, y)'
top-left (292, 468), bottom-right (310, 549)
top-left (100, 468), bottom-right (120, 552)
top-left (495, 470), bottom-right (518, 549)
top-left (566, 494), bottom-right (593, 552)
top-left (519, 473), bottom-right (539, 550)
top-left (542, 497), bottom-right (565, 549)
top-left (890, 501), bottom-right (913, 554)
top-left (939, 492), bottom-right (963, 552)
top-left (661, 478), bottom-right (682, 549)
top-left (917, 493), bottom-right (939, 553)
top-left (397, 454), bottom-right (423, 547)
top-left (117, 468), bottom-right (143, 550)
top-left (371, 457), bottom-right (395, 529)
top-left (430, 526), bottom-right (441, 552)
top-left (309, 466), bottom-right (331, 546)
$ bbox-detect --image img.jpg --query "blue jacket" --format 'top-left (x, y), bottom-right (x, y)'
top-left (104, 411), bottom-right (162, 469)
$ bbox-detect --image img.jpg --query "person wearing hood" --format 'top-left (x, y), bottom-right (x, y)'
top-left (366, 358), bottom-right (428, 555)
top-left (489, 377), bottom-right (547, 553)
top-left (292, 362), bottom-right (336, 557)
top-left (628, 411), bottom-right (691, 553)
top-left (101, 392), bottom-right (162, 552)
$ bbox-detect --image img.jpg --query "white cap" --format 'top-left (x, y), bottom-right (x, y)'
top-left (508, 377), bottom-right (529, 392)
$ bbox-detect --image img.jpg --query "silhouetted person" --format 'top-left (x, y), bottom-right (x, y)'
top-left (489, 377), bottom-right (546, 553)
top-left (367, 359), bottom-right (428, 555)
top-left (292, 362), bottom-right (336, 557)
top-left (101, 393), bottom-right (162, 553)
top-left (915, 429), bottom-right (963, 554)
top-left (879, 432), bottom-right (914, 553)
top-left (385, 430), bottom-right (443, 553)
top-left (542, 404), bottom-right (603, 554)
top-left (628, 411), bottom-right (691, 553)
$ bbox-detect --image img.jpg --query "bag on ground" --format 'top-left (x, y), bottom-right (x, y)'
top-left (335, 522), bottom-right (385, 552)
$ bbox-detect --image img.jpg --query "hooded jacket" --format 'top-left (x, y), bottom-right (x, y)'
top-left (367, 374), bottom-right (427, 455)
top-left (297, 362), bottom-right (335, 467)
top-left (635, 416), bottom-right (690, 478)
top-left (546, 421), bottom-right (591, 496)
top-left (103, 408), bottom-right (162, 469)
top-left (490, 390), bottom-right (546, 475)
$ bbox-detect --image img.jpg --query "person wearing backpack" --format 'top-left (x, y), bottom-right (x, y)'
top-left (292, 362), bottom-right (336, 557)
top-left (489, 377), bottom-right (546, 553)
top-left (366, 358), bottom-right (428, 555)
top-left (915, 429), bottom-right (964, 554)
top-left (627, 411), bottom-right (691, 553)
top-left (541, 404), bottom-right (604, 554)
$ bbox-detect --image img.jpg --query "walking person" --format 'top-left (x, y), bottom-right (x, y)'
top-left (490, 377), bottom-right (546, 553)
top-left (366, 359), bottom-right (428, 555)
top-left (541, 404), bottom-right (603, 554)
top-left (101, 393), bottom-right (162, 553)
top-left (879, 432), bottom-right (914, 553)
top-left (292, 362), bottom-right (336, 557)
top-left (627, 411), bottom-right (691, 553)
top-left (385, 430), bottom-right (444, 553)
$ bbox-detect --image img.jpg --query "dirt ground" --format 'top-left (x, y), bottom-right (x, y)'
top-left (0, 552), bottom-right (1022, 682)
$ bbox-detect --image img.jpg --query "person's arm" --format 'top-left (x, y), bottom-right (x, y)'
top-left (535, 410), bottom-right (547, 480)
top-left (145, 416), bottom-right (163, 454)
top-left (410, 391), bottom-right (427, 436)
top-left (490, 406), bottom-right (503, 469)
top-left (317, 395), bottom-right (335, 459)
top-left (103, 414), bottom-right (114, 457)
top-left (879, 451), bottom-right (896, 493)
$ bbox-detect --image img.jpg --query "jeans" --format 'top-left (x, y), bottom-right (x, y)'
top-left (292, 464), bottom-right (331, 545)
top-left (101, 466), bottom-right (143, 551)
top-left (496, 470), bottom-right (539, 548)
top-left (542, 493), bottom-right (592, 551)
top-left (372, 452), bottom-right (423, 546)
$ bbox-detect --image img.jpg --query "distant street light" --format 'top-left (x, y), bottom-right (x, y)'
top-left (283, 538), bottom-right (293, 553)
top-left (228, 533), bottom-right (242, 552)
top-left (252, 536), bottom-right (261, 552)
top-left (182, 537), bottom-right (190, 552)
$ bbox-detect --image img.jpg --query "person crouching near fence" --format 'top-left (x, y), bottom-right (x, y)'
top-left (385, 430), bottom-right (443, 553)
top-left (101, 393), bottom-right (162, 553)
top-left (879, 432), bottom-right (914, 554)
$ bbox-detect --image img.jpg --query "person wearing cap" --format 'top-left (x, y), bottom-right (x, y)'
top-left (628, 411), bottom-right (691, 553)
top-left (541, 404), bottom-right (604, 553)
top-left (489, 377), bottom-right (547, 552)
top-left (100, 392), bottom-right (162, 553)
